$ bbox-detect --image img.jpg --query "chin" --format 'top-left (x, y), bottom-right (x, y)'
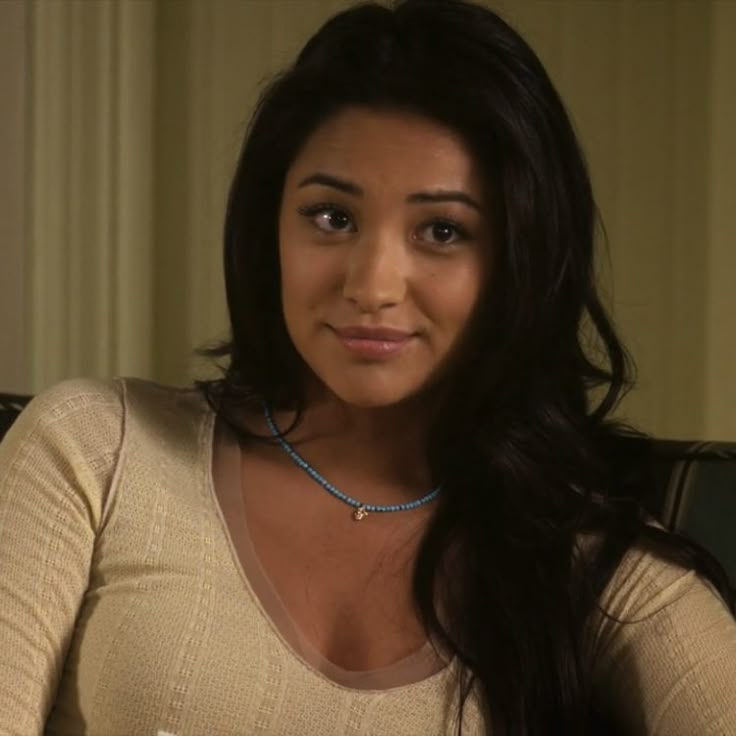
top-left (325, 378), bottom-right (429, 410)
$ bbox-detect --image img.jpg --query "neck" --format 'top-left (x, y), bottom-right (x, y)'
top-left (268, 390), bottom-right (435, 502)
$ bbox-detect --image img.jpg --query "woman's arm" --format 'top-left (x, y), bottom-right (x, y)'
top-left (592, 544), bottom-right (736, 735)
top-left (0, 380), bottom-right (123, 735)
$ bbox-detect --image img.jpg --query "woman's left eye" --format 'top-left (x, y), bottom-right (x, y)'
top-left (419, 220), bottom-right (468, 246)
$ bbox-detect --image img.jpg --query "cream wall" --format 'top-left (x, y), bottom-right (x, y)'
top-left (496, 0), bottom-right (714, 439)
top-left (0, 0), bottom-right (733, 440)
top-left (0, 0), bottom-right (28, 394)
top-left (706, 0), bottom-right (736, 440)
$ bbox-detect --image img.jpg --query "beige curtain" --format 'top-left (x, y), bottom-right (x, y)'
top-left (3, 0), bottom-right (734, 440)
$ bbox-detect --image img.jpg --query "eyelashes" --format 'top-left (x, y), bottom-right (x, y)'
top-left (297, 203), bottom-right (356, 233)
top-left (296, 202), bottom-right (471, 247)
top-left (423, 220), bottom-right (470, 245)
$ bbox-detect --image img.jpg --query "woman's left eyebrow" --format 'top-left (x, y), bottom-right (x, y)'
top-left (297, 172), bottom-right (482, 212)
top-left (406, 190), bottom-right (483, 212)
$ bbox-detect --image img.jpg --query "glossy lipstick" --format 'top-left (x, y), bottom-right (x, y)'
top-left (331, 326), bottom-right (414, 359)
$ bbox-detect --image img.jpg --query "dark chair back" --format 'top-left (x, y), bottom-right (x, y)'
top-left (649, 439), bottom-right (736, 586)
top-left (0, 394), bottom-right (32, 441)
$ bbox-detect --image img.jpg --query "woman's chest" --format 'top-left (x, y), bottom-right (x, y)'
top-left (250, 514), bottom-right (430, 672)
top-left (47, 529), bottom-right (471, 736)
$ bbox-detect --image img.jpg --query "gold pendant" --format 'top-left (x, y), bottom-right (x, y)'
top-left (352, 505), bottom-right (369, 521)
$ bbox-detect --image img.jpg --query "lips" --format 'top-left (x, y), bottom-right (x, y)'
top-left (332, 325), bottom-right (414, 341)
top-left (330, 325), bottom-right (415, 358)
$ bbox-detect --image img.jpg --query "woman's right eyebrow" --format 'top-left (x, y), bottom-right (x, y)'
top-left (297, 172), bottom-right (362, 195)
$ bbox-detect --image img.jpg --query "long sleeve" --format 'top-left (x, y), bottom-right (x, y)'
top-left (0, 379), bottom-right (123, 735)
top-left (592, 544), bottom-right (736, 735)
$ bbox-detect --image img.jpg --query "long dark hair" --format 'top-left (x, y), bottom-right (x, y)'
top-left (200, 1), bottom-right (734, 733)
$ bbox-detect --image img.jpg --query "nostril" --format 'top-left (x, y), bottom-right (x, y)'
top-left (342, 257), bottom-right (408, 311)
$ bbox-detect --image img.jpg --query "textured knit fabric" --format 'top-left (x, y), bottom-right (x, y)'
top-left (0, 378), bottom-right (735, 736)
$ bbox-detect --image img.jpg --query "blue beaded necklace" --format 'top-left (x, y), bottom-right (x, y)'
top-left (263, 405), bottom-right (441, 521)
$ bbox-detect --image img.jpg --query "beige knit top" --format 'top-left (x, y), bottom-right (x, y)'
top-left (0, 378), bottom-right (734, 735)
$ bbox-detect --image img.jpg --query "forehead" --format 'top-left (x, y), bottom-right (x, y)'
top-left (285, 107), bottom-right (486, 195)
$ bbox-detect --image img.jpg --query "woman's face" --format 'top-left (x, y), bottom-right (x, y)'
top-left (278, 107), bottom-right (491, 409)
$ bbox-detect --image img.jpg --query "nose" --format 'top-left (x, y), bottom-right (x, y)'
top-left (342, 231), bottom-right (408, 313)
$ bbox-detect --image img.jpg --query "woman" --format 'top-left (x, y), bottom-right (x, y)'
top-left (1, 0), bottom-right (734, 734)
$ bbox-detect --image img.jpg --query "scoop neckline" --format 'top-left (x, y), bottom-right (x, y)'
top-left (206, 417), bottom-right (451, 691)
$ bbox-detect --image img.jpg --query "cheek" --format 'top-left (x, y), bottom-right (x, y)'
top-left (429, 260), bottom-right (486, 330)
top-left (279, 240), bottom-right (341, 316)
top-left (279, 220), bottom-right (311, 308)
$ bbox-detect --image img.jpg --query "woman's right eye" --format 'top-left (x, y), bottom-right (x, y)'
top-left (297, 204), bottom-right (356, 233)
